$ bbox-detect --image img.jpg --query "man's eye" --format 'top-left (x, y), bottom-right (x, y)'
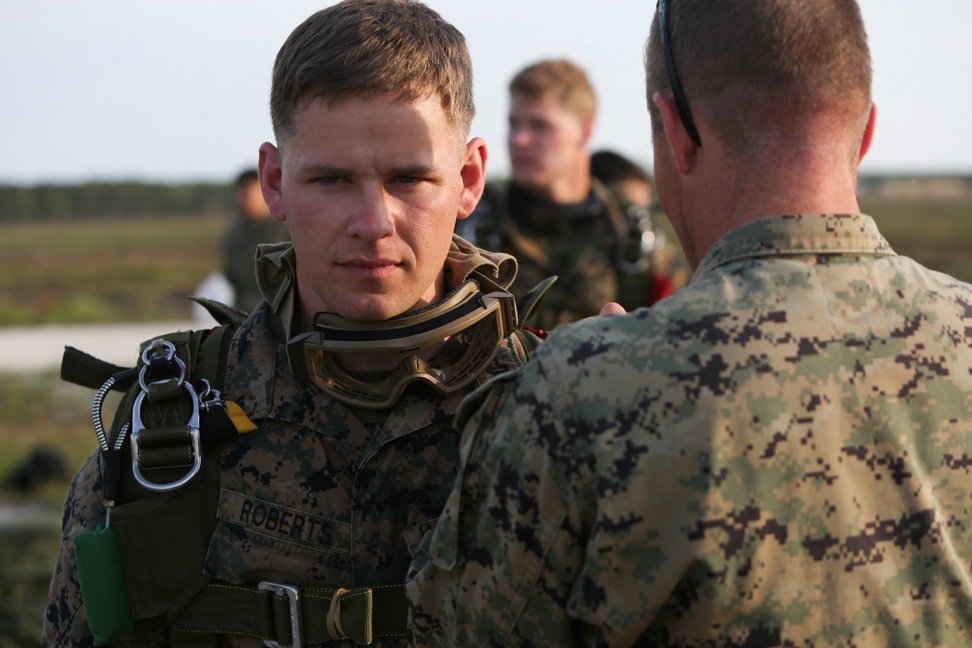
top-left (315, 176), bottom-right (342, 185)
top-left (394, 176), bottom-right (421, 184)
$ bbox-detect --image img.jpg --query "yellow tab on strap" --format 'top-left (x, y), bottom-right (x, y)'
top-left (224, 401), bottom-right (257, 434)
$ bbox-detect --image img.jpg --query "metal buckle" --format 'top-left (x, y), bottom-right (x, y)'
top-left (130, 383), bottom-right (202, 492)
top-left (258, 581), bottom-right (303, 648)
top-left (130, 339), bottom-right (203, 492)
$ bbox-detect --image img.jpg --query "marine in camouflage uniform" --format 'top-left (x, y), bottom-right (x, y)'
top-left (408, 0), bottom-right (972, 644)
top-left (460, 178), bottom-right (684, 332)
top-left (44, 1), bottom-right (526, 645)
top-left (44, 237), bottom-right (535, 647)
top-left (407, 213), bottom-right (972, 646)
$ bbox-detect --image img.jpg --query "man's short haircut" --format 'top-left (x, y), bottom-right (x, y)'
top-left (644, 0), bottom-right (872, 155)
top-left (509, 59), bottom-right (597, 120)
top-left (591, 150), bottom-right (651, 185)
top-left (234, 168), bottom-right (259, 188)
top-left (270, 0), bottom-right (475, 144)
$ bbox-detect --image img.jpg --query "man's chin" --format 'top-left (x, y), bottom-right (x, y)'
top-left (334, 293), bottom-right (416, 323)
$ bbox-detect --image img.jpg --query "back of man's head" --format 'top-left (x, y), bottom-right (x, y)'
top-left (645, 0), bottom-right (872, 159)
top-left (269, 0), bottom-right (474, 145)
top-left (510, 59), bottom-right (597, 120)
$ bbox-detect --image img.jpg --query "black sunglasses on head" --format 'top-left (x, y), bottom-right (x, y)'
top-left (658, 0), bottom-right (702, 147)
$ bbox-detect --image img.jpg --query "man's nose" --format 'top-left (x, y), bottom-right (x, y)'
top-left (348, 185), bottom-right (395, 239)
top-left (509, 125), bottom-right (531, 148)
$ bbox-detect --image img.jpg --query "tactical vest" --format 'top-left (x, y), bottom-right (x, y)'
top-left (458, 179), bottom-right (657, 330)
top-left (61, 288), bottom-right (549, 647)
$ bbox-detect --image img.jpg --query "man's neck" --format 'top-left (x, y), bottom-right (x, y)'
top-left (683, 144), bottom-right (863, 267)
top-left (520, 157), bottom-right (591, 204)
top-left (544, 173), bottom-right (591, 204)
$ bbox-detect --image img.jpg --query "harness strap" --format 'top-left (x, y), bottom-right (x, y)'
top-left (172, 582), bottom-right (407, 646)
top-left (62, 345), bottom-right (136, 391)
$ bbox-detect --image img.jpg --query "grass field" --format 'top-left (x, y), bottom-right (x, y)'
top-left (0, 213), bottom-right (228, 326)
top-left (861, 196), bottom-right (972, 281)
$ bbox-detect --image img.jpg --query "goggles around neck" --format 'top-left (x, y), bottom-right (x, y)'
top-left (287, 272), bottom-right (518, 409)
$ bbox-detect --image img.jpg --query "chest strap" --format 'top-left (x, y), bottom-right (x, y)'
top-left (172, 581), bottom-right (407, 646)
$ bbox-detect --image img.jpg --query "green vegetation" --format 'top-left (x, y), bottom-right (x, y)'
top-left (0, 371), bottom-right (92, 646)
top-left (0, 181), bottom-right (231, 223)
top-left (0, 213), bottom-right (228, 326)
top-left (861, 196), bottom-right (972, 281)
top-left (0, 372), bottom-right (97, 504)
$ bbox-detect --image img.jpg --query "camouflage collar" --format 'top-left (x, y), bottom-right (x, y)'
top-left (693, 213), bottom-right (895, 282)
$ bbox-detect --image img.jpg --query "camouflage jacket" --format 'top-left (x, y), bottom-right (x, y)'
top-left (458, 179), bottom-right (684, 332)
top-left (407, 214), bottom-right (972, 647)
top-left (44, 236), bottom-right (534, 648)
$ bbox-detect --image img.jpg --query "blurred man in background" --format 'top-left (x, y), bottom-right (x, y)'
top-left (457, 59), bottom-right (686, 332)
top-left (222, 168), bottom-right (289, 311)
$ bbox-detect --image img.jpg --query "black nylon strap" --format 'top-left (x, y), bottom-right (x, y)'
top-left (173, 582), bottom-right (407, 645)
top-left (61, 345), bottom-right (135, 390)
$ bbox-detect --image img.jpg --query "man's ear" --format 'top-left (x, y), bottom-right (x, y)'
top-left (457, 137), bottom-right (488, 220)
top-left (652, 92), bottom-right (698, 175)
top-left (258, 141), bottom-right (287, 223)
top-left (579, 115), bottom-right (595, 146)
top-left (859, 103), bottom-right (877, 163)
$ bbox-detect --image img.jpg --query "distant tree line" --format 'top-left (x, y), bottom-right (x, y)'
top-left (0, 182), bottom-right (234, 222)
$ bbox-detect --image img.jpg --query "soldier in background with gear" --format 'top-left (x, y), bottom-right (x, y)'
top-left (43, 1), bottom-right (541, 646)
top-left (408, 0), bottom-right (972, 645)
top-left (457, 59), bottom-right (687, 333)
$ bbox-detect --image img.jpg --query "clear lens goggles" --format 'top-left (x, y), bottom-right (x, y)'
top-left (287, 274), bottom-right (517, 409)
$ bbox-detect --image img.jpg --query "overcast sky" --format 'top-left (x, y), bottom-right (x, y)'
top-left (2, 0), bottom-right (970, 185)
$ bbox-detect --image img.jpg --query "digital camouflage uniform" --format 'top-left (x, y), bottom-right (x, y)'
top-left (458, 179), bottom-right (684, 332)
top-left (408, 214), bottom-right (972, 647)
top-left (44, 235), bottom-right (535, 647)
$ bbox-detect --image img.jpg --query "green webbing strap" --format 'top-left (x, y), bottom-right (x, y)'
top-left (61, 345), bottom-right (136, 391)
top-left (172, 582), bottom-right (407, 646)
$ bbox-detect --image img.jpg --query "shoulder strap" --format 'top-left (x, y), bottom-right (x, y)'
top-left (591, 177), bottom-right (631, 246)
top-left (61, 310), bottom-right (246, 636)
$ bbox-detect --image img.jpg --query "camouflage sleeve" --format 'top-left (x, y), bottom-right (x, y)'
top-left (407, 323), bottom-right (672, 646)
top-left (42, 449), bottom-right (105, 648)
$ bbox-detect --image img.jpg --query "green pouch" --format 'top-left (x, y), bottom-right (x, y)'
top-left (74, 524), bottom-right (135, 646)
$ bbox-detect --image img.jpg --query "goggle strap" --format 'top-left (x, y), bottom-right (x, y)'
top-left (315, 293), bottom-right (484, 343)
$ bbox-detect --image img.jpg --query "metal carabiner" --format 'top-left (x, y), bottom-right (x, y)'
top-left (130, 378), bottom-right (203, 493)
top-left (197, 378), bottom-right (224, 412)
top-left (138, 339), bottom-right (186, 392)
